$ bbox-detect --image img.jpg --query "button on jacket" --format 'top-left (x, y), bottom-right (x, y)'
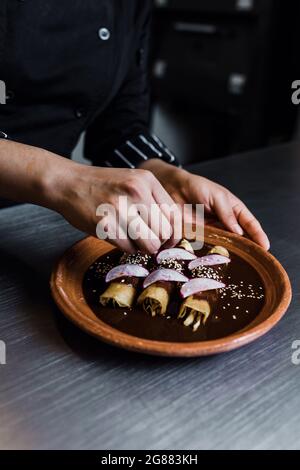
top-left (0, 0), bottom-right (177, 167)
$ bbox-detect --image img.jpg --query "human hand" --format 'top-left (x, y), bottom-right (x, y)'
top-left (141, 159), bottom-right (270, 250)
top-left (48, 160), bottom-right (181, 253)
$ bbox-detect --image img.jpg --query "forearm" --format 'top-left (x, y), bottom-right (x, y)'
top-left (0, 140), bottom-right (74, 209)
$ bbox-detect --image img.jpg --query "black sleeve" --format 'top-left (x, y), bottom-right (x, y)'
top-left (84, 2), bottom-right (180, 169)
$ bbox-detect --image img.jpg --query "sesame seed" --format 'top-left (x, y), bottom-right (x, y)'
top-left (159, 258), bottom-right (184, 272)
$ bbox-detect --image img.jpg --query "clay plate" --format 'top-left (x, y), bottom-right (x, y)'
top-left (50, 227), bottom-right (292, 357)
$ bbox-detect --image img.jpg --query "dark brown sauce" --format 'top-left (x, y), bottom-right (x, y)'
top-left (82, 245), bottom-right (265, 342)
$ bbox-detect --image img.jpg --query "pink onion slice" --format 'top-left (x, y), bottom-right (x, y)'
top-left (143, 269), bottom-right (189, 289)
top-left (180, 278), bottom-right (225, 299)
top-left (156, 248), bottom-right (197, 263)
top-left (105, 264), bottom-right (149, 283)
top-left (188, 254), bottom-right (230, 270)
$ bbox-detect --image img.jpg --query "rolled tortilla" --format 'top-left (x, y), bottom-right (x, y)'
top-left (100, 253), bottom-right (151, 308)
top-left (178, 245), bottom-right (230, 331)
top-left (100, 279), bottom-right (139, 308)
top-left (137, 281), bottom-right (172, 317)
top-left (137, 239), bottom-right (192, 317)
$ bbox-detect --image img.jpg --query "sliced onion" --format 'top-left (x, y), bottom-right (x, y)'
top-left (105, 264), bottom-right (149, 283)
top-left (188, 254), bottom-right (230, 270)
top-left (156, 248), bottom-right (197, 263)
top-left (143, 269), bottom-right (189, 289)
top-left (180, 278), bottom-right (225, 299)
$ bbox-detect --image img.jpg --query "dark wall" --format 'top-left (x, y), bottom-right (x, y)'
top-left (150, 0), bottom-right (299, 163)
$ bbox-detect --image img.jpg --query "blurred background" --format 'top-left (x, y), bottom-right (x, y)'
top-left (149, 0), bottom-right (300, 164)
top-left (1, 0), bottom-right (298, 172)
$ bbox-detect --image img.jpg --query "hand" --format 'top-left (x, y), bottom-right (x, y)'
top-left (48, 160), bottom-right (181, 254)
top-left (140, 159), bottom-right (270, 250)
top-left (0, 140), bottom-right (181, 253)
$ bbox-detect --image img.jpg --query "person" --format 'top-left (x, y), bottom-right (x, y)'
top-left (0, 0), bottom-right (269, 254)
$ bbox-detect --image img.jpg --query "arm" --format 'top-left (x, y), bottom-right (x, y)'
top-left (0, 139), bottom-right (180, 253)
top-left (0, 139), bottom-right (62, 207)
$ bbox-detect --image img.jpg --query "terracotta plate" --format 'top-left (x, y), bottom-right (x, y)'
top-left (50, 227), bottom-right (292, 357)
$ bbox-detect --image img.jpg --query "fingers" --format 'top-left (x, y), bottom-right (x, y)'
top-left (212, 191), bottom-right (244, 236)
top-left (213, 191), bottom-right (270, 250)
top-left (96, 214), bottom-right (137, 253)
top-left (113, 169), bottom-right (179, 252)
top-left (150, 175), bottom-right (182, 248)
top-left (96, 169), bottom-right (184, 253)
top-left (232, 200), bottom-right (270, 251)
top-left (98, 203), bottom-right (170, 255)
top-left (97, 207), bottom-right (165, 254)
top-left (128, 215), bottom-right (162, 254)
top-left (122, 203), bottom-right (164, 254)
top-left (138, 195), bottom-right (174, 244)
top-left (117, 178), bottom-right (175, 253)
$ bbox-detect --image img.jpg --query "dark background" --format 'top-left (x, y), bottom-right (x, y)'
top-left (149, 0), bottom-right (300, 164)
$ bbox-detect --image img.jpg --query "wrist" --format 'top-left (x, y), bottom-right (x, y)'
top-left (140, 158), bottom-right (188, 184)
top-left (40, 152), bottom-right (80, 212)
top-left (138, 158), bottom-right (167, 171)
top-left (140, 158), bottom-right (181, 176)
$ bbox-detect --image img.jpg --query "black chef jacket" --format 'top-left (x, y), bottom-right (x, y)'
top-left (0, 0), bottom-right (177, 168)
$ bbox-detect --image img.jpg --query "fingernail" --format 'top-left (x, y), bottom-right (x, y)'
top-left (233, 224), bottom-right (244, 236)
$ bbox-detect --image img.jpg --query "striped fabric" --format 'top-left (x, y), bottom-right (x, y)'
top-left (104, 133), bottom-right (180, 169)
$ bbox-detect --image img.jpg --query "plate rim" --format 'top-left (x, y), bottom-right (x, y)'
top-left (50, 228), bottom-right (292, 357)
